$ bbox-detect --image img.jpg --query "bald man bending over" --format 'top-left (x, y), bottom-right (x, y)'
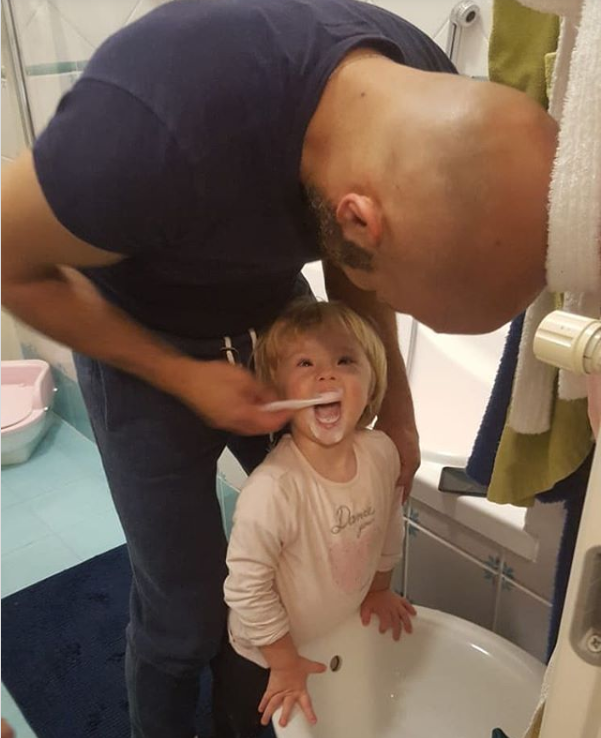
top-left (1, 0), bottom-right (556, 735)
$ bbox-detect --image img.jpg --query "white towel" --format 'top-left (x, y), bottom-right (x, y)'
top-left (522, 649), bottom-right (557, 738)
top-left (508, 0), bottom-right (601, 434)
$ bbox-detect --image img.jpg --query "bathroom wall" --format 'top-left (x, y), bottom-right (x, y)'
top-left (1, 311), bottom-right (23, 361)
top-left (372, 0), bottom-right (492, 77)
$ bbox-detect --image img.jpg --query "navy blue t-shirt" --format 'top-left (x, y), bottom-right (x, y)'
top-left (33, 0), bottom-right (454, 338)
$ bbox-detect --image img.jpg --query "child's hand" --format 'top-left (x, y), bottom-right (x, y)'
top-left (258, 656), bottom-right (327, 727)
top-left (360, 589), bottom-right (417, 640)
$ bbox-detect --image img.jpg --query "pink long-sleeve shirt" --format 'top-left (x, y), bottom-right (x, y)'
top-left (224, 430), bottom-right (403, 667)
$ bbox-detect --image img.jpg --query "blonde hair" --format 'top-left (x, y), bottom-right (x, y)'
top-left (255, 298), bottom-right (387, 427)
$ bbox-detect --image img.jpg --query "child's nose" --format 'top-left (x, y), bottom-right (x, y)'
top-left (317, 363), bottom-right (337, 381)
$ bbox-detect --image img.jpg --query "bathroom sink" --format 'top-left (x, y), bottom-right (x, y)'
top-left (275, 607), bottom-right (543, 738)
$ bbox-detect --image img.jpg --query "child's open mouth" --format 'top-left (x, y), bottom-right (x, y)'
top-left (313, 401), bottom-right (342, 426)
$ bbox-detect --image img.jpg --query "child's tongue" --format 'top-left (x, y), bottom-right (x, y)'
top-left (314, 402), bottom-right (341, 424)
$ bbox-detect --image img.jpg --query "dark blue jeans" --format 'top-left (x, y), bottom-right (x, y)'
top-left (74, 330), bottom-right (272, 738)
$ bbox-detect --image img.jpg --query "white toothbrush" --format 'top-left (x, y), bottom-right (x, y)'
top-left (262, 390), bottom-right (342, 412)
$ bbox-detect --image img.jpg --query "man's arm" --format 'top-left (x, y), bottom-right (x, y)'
top-left (323, 261), bottom-right (420, 496)
top-left (1, 152), bottom-right (290, 435)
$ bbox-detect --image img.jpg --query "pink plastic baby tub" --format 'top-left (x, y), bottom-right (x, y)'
top-left (1, 360), bottom-right (55, 465)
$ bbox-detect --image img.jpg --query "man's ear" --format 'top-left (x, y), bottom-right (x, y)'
top-left (336, 194), bottom-right (382, 254)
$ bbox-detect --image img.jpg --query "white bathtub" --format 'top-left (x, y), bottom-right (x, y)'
top-left (275, 607), bottom-right (544, 738)
top-left (406, 323), bottom-right (509, 467)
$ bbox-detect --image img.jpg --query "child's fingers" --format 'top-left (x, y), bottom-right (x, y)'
top-left (261, 694), bottom-right (283, 726)
top-left (398, 605), bottom-right (414, 634)
top-left (258, 689), bottom-right (271, 714)
top-left (379, 611), bottom-right (392, 634)
top-left (400, 597), bottom-right (417, 616)
top-left (299, 692), bottom-right (318, 725)
top-left (278, 695), bottom-right (297, 727)
top-left (391, 615), bottom-right (403, 641)
top-left (360, 605), bottom-right (372, 626)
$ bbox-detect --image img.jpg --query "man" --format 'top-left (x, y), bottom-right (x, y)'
top-left (1, 0), bottom-right (556, 735)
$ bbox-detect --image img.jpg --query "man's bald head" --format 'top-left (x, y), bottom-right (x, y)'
top-left (304, 61), bottom-right (557, 333)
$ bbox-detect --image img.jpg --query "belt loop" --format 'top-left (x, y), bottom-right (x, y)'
top-left (221, 336), bottom-right (238, 365)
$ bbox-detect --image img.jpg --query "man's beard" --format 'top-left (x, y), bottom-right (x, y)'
top-left (304, 185), bottom-right (373, 271)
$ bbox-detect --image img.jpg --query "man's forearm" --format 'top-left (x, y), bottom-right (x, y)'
top-left (2, 265), bottom-right (191, 398)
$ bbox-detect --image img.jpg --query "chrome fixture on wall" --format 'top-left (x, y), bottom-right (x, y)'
top-left (446, 2), bottom-right (481, 68)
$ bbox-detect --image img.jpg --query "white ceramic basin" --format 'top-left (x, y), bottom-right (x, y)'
top-left (275, 607), bottom-right (543, 738)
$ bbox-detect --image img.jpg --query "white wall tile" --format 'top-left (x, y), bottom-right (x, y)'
top-left (405, 525), bottom-right (497, 628)
top-left (49, 0), bottom-right (140, 49)
top-left (409, 498), bottom-right (501, 563)
top-left (433, 20), bottom-right (490, 77)
top-left (11, 0), bottom-right (45, 35)
top-left (369, 0), bottom-right (455, 39)
top-left (503, 500), bottom-right (564, 601)
top-left (17, 322), bottom-right (77, 380)
top-left (26, 71), bottom-right (79, 136)
top-left (1, 77), bottom-right (27, 158)
top-left (2, 310), bottom-right (24, 360)
top-left (496, 584), bottom-right (551, 663)
top-left (127, 0), bottom-right (171, 26)
top-left (19, 1), bottom-right (94, 69)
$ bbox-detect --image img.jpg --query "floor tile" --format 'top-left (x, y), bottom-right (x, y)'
top-left (57, 508), bottom-right (125, 560)
top-left (27, 475), bottom-right (113, 533)
top-left (1, 684), bottom-right (36, 738)
top-left (2, 445), bottom-right (88, 501)
top-left (1, 483), bottom-right (21, 511)
top-left (1, 503), bottom-right (53, 555)
top-left (1, 535), bottom-right (81, 597)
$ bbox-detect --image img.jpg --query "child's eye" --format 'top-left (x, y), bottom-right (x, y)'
top-left (338, 356), bottom-right (355, 365)
top-left (297, 359), bottom-right (313, 367)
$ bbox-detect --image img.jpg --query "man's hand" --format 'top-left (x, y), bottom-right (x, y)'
top-left (361, 590), bottom-right (417, 641)
top-left (258, 656), bottom-right (327, 727)
top-left (168, 358), bottom-right (292, 435)
top-left (375, 403), bottom-right (420, 503)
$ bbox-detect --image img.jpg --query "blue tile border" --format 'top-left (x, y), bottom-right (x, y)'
top-left (1, 60), bottom-right (88, 80)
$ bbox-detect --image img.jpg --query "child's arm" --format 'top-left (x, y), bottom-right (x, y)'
top-left (224, 477), bottom-right (291, 646)
top-left (361, 475), bottom-right (416, 638)
top-left (224, 477), bottom-right (326, 727)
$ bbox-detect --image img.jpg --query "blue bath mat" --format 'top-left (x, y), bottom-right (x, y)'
top-left (1, 545), bottom-right (215, 737)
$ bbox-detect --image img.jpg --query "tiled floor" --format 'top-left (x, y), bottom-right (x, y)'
top-left (1, 415), bottom-right (125, 737)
